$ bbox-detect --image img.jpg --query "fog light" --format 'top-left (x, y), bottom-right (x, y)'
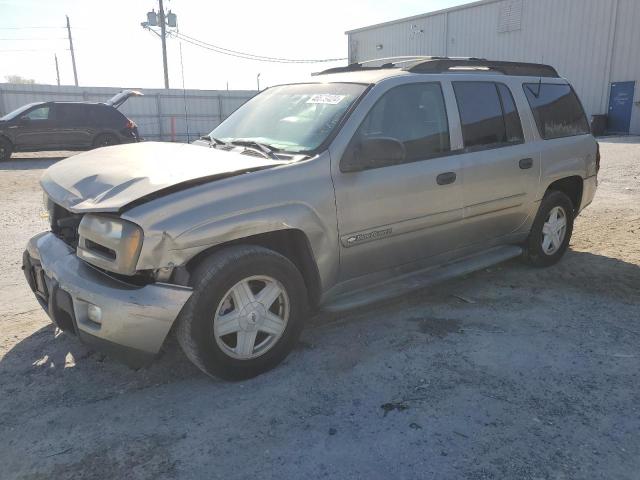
top-left (87, 304), bottom-right (102, 324)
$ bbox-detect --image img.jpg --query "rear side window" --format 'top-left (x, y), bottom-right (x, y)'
top-left (56, 104), bottom-right (87, 125)
top-left (523, 83), bottom-right (590, 139)
top-left (497, 84), bottom-right (524, 143)
top-left (355, 82), bottom-right (450, 163)
top-left (453, 82), bottom-right (524, 149)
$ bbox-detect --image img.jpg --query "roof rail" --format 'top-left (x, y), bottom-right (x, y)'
top-left (311, 63), bottom-right (391, 76)
top-left (313, 56), bottom-right (446, 76)
top-left (312, 56), bottom-right (559, 78)
top-left (358, 55), bottom-right (434, 65)
top-left (405, 58), bottom-right (559, 77)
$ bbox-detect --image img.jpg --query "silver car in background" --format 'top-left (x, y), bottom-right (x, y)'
top-left (23, 57), bottom-right (598, 379)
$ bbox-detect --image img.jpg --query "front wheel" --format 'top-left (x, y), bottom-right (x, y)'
top-left (523, 190), bottom-right (575, 267)
top-left (0, 137), bottom-right (13, 161)
top-left (176, 245), bottom-right (308, 380)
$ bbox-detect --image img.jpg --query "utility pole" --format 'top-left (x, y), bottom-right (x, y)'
top-left (66, 15), bottom-right (78, 86)
top-left (158, 0), bottom-right (169, 89)
top-left (141, 2), bottom-right (176, 89)
top-left (54, 54), bottom-right (60, 86)
top-left (256, 73), bottom-right (261, 91)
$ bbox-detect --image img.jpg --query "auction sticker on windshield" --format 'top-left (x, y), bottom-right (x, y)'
top-left (306, 94), bottom-right (346, 105)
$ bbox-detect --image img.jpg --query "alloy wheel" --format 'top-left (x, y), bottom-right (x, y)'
top-left (541, 206), bottom-right (567, 255)
top-left (213, 275), bottom-right (289, 360)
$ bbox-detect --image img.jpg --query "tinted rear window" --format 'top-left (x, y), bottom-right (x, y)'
top-left (497, 84), bottom-right (524, 143)
top-left (56, 104), bottom-right (87, 124)
top-left (523, 84), bottom-right (590, 139)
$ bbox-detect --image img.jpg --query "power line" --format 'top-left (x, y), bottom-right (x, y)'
top-left (173, 31), bottom-right (346, 64)
top-left (176, 32), bottom-right (346, 63)
top-left (0, 37), bottom-right (67, 40)
top-left (0, 49), bottom-right (63, 52)
top-left (0, 26), bottom-right (65, 30)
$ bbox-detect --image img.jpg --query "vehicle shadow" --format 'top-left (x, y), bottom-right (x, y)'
top-left (598, 135), bottom-right (640, 144)
top-left (0, 158), bottom-right (65, 171)
top-left (0, 320), bottom-right (197, 388)
top-left (1, 249), bottom-right (638, 395)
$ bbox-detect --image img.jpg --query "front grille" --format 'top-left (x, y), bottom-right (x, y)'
top-left (49, 202), bottom-right (82, 248)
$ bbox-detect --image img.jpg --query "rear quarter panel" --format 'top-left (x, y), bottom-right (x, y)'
top-left (536, 134), bottom-right (597, 200)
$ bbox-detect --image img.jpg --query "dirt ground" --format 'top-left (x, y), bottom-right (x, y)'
top-left (1, 140), bottom-right (639, 480)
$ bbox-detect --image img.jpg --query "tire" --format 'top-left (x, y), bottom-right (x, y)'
top-left (523, 190), bottom-right (575, 267)
top-left (0, 137), bottom-right (13, 161)
top-left (176, 245), bottom-right (308, 380)
top-left (92, 133), bottom-right (119, 148)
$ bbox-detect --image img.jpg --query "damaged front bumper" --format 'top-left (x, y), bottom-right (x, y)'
top-left (23, 232), bottom-right (192, 367)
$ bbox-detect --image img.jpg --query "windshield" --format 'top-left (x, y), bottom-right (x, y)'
top-left (0, 103), bottom-right (39, 121)
top-left (210, 83), bottom-right (367, 153)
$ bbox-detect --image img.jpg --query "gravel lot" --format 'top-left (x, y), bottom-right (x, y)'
top-left (1, 140), bottom-right (639, 480)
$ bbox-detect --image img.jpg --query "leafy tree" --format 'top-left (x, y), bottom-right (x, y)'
top-left (4, 75), bottom-right (36, 84)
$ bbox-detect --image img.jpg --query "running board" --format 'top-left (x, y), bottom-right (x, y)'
top-left (322, 245), bottom-right (523, 313)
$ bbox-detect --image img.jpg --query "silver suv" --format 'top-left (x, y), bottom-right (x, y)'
top-left (23, 57), bottom-right (599, 379)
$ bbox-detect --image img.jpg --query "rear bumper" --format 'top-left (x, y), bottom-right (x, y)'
top-left (23, 232), bottom-right (192, 367)
top-left (119, 131), bottom-right (140, 143)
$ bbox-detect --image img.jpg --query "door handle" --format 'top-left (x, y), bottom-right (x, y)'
top-left (436, 172), bottom-right (457, 185)
top-left (519, 158), bottom-right (533, 169)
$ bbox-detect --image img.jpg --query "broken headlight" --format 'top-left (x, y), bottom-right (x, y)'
top-left (77, 214), bottom-right (144, 275)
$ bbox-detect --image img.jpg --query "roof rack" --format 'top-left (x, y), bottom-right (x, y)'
top-left (312, 56), bottom-right (434, 76)
top-left (313, 56), bottom-right (559, 78)
top-left (405, 58), bottom-right (559, 77)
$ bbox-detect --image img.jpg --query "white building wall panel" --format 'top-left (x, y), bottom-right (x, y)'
top-left (445, 0), bottom-right (614, 118)
top-left (350, 14), bottom-right (446, 64)
top-left (610, 0), bottom-right (640, 134)
top-left (348, 0), bottom-right (640, 134)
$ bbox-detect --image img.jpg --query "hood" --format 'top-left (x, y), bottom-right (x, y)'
top-left (41, 142), bottom-right (287, 213)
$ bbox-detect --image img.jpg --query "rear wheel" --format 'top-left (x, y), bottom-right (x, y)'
top-left (0, 137), bottom-right (13, 161)
top-left (176, 245), bottom-right (308, 380)
top-left (92, 133), bottom-right (119, 148)
top-left (523, 190), bottom-right (574, 267)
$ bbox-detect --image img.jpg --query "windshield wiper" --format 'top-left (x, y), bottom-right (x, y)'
top-left (199, 135), bottom-right (230, 147)
top-left (228, 139), bottom-right (280, 159)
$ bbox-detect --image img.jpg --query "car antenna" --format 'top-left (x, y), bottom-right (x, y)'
top-left (534, 76), bottom-right (542, 98)
top-left (526, 76), bottom-right (543, 99)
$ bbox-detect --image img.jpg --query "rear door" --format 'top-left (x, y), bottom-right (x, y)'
top-left (53, 103), bottom-right (92, 148)
top-left (451, 81), bottom-right (540, 246)
top-left (332, 81), bottom-right (465, 280)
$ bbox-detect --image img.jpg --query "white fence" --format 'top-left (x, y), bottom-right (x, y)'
top-left (0, 83), bottom-right (256, 142)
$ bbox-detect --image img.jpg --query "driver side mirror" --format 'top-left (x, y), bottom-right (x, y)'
top-left (341, 137), bottom-right (406, 173)
top-left (18, 115), bottom-right (31, 126)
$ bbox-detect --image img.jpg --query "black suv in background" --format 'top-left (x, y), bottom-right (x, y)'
top-left (0, 90), bottom-right (142, 161)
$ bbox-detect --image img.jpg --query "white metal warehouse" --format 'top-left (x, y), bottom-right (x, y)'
top-left (346, 0), bottom-right (640, 135)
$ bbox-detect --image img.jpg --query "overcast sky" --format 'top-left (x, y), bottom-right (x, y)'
top-left (0, 0), bottom-right (468, 91)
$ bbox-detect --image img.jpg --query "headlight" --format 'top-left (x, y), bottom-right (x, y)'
top-left (77, 214), bottom-right (143, 275)
top-left (42, 192), bottom-right (54, 220)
